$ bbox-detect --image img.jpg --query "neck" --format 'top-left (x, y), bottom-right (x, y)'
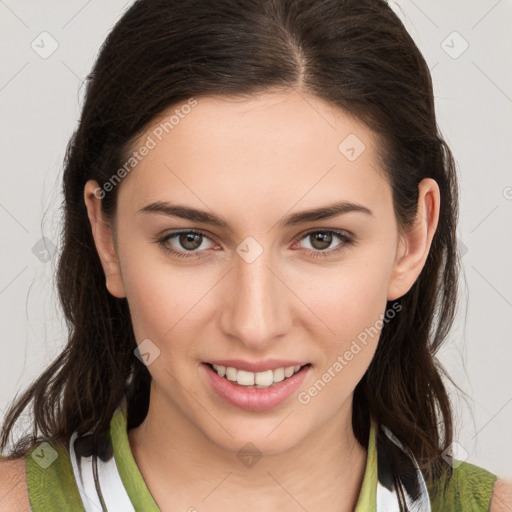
top-left (128, 389), bottom-right (368, 512)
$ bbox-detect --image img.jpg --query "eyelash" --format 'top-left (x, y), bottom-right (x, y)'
top-left (155, 229), bottom-right (354, 260)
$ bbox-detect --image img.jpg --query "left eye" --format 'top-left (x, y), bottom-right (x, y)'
top-left (295, 230), bottom-right (353, 257)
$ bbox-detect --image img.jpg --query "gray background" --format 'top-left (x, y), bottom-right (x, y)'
top-left (1, 0), bottom-right (511, 479)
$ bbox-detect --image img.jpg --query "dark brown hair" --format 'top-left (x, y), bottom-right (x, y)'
top-left (1, 0), bottom-right (461, 506)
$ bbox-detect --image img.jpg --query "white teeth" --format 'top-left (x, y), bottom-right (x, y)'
top-left (284, 366), bottom-right (295, 378)
top-left (225, 366), bottom-right (237, 381)
top-left (211, 364), bottom-right (305, 388)
top-left (254, 369), bottom-right (274, 387)
top-left (237, 370), bottom-right (255, 386)
top-left (273, 367), bottom-right (285, 383)
top-left (215, 365), bottom-right (226, 377)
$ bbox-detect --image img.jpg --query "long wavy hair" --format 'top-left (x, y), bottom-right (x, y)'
top-left (1, 0), bottom-right (461, 506)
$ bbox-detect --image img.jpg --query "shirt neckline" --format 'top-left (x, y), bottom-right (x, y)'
top-left (110, 398), bottom-right (378, 511)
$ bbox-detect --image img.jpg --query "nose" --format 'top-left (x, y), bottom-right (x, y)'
top-left (220, 245), bottom-right (292, 350)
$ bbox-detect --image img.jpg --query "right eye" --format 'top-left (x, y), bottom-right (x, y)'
top-left (156, 229), bottom-right (217, 259)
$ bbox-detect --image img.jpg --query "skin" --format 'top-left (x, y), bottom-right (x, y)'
top-left (83, 89), bottom-right (440, 512)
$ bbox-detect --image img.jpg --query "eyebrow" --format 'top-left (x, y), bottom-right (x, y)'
top-left (138, 200), bottom-right (373, 228)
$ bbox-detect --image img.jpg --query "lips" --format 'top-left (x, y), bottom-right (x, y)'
top-left (202, 361), bottom-right (311, 411)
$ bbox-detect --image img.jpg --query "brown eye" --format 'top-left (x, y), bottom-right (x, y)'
top-left (296, 229), bottom-right (354, 259)
top-left (308, 232), bottom-right (333, 250)
top-left (156, 230), bottom-right (216, 259)
top-left (178, 232), bottom-right (203, 251)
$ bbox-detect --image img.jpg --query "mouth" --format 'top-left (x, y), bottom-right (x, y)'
top-left (201, 362), bottom-right (312, 411)
top-left (204, 362), bottom-right (312, 389)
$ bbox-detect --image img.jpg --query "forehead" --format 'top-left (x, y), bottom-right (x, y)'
top-left (117, 90), bottom-right (390, 218)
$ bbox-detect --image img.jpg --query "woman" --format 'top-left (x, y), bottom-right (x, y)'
top-left (1, 0), bottom-right (511, 510)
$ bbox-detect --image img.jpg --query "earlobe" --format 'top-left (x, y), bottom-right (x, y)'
top-left (83, 180), bottom-right (126, 298)
top-left (387, 178), bottom-right (440, 301)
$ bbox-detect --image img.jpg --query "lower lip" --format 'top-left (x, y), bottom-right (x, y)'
top-left (202, 363), bottom-right (311, 412)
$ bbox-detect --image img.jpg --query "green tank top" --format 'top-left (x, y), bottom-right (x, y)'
top-left (24, 400), bottom-right (499, 511)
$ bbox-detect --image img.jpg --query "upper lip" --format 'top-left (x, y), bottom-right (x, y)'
top-left (206, 359), bottom-right (310, 373)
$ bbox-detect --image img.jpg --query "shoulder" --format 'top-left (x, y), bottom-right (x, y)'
top-left (428, 460), bottom-right (499, 512)
top-left (0, 455), bottom-right (31, 511)
top-left (490, 478), bottom-right (512, 512)
top-left (24, 438), bottom-right (84, 510)
top-left (3, 438), bottom-right (84, 512)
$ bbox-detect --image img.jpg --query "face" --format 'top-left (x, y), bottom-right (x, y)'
top-left (85, 89), bottom-right (438, 455)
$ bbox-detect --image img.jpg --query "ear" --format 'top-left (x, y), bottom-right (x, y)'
top-left (387, 178), bottom-right (440, 301)
top-left (83, 180), bottom-right (126, 298)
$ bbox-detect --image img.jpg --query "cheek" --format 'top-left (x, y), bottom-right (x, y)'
top-left (296, 252), bottom-right (393, 380)
top-left (294, 262), bottom-right (391, 414)
top-left (299, 255), bottom-right (392, 337)
top-left (123, 265), bottom-right (205, 345)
